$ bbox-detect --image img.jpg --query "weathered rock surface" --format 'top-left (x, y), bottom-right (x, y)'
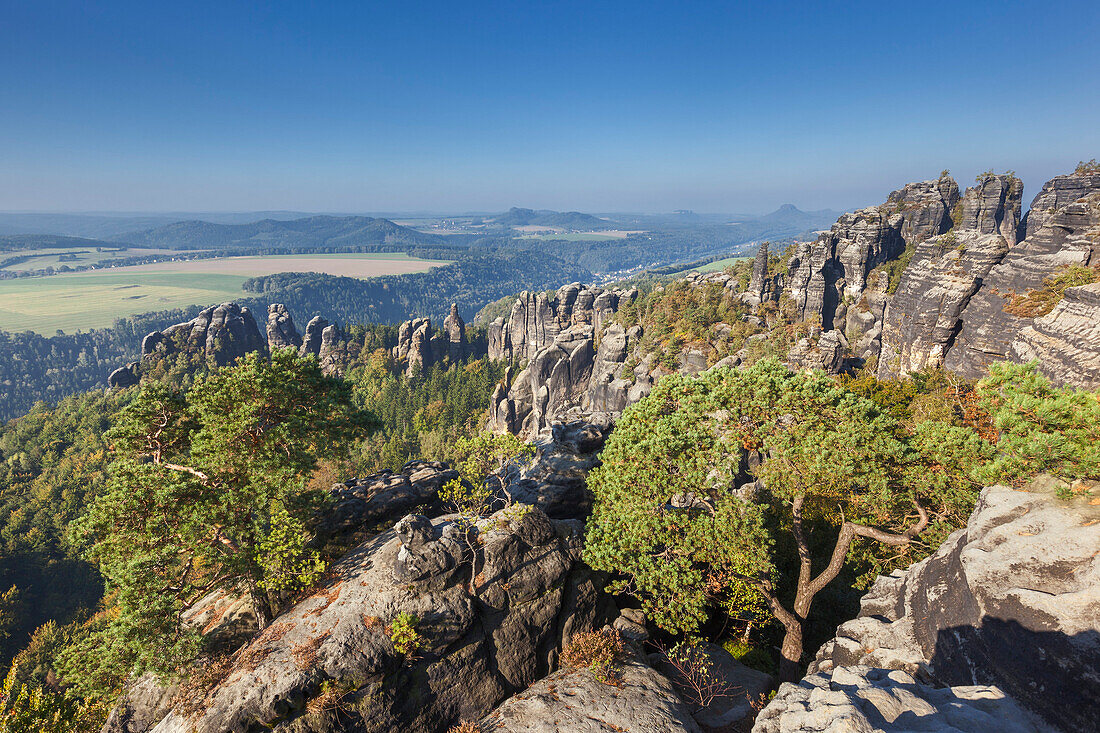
top-left (787, 329), bottom-right (847, 374)
top-left (299, 315), bottom-right (330, 358)
top-left (480, 660), bottom-right (702, 733)
top-left (802, 483), bottom-right (1100, 732)
top-left (487, 284), bottom-right (633, 363)
top-left (503, 417), bottom-right (614, 519)
top-left (877, 228), bottom-right (1009, 377)
top-left (101, 674), bottom-right (179, 733)
top-left (788, 177), bottom-right (958, 332)
top-left (148, 505), bottom-right (603, 733)
top-left (442, 303), bottom-right (466, 361)
top-left (1010, 283), bottom-right (1100, 389)
top-left (944, 178), bottom-right (1100, 379)
top-left (317, 460), bottom-right (459, 540)
top-left (133, 302), bottom-right (267, 371)
top-left (650, 642), bottom-right (775, 731)
top-left (266, 303), bottom-right (302, 351)
top-left (392, 304), bottom-right (470, 376)
top-left (107, 363), bottom-right (141, 388)
top-left (752, 666), bottom-right (1048, 733)
top-left (486, 285), bottom-right (648, 441)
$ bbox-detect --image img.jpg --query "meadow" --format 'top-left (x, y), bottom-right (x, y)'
top-left (0, 253), bottom-right (442, 333)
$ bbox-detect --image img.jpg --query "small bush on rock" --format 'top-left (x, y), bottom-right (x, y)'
top-left (560, 629), bottom-right (626, 684)
top-left (386, 613), bottom-right (422, 657)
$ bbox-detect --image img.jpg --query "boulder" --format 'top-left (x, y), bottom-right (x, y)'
top-left (480, 660), bottom-right (702, 733)
top-left (108, 363), bottom-right (140, 388)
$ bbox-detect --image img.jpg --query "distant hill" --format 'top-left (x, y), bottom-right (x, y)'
top-left (758, 203), bottom-right (840, 231)
top-left (113, 215), bottom-right (445, 251)
top-left (0, 233), bottom-right (123, 251)
top-left (491, 207), bottom-right (619, 230)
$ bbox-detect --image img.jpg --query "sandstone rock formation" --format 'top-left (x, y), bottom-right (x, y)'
top-left (487, 283), bottom-right (633, 363)
top-left (503, 417), bottom-right (614, 519)
top-left (110, 303), bottom-right (269, 383)
top-left (299, 315), bottom-right (329, 358)
top-left (787, 177), bottom-right (958, 335)
top-left (752, 666), bottom-right (1046, 733)
top-left (392, 304), bottom-right (470, 376)
top-left (442, 303), bottom-right (466, 361)
top-left (764, 482), bottom-right (1100, 732)
top-left (944, 179), bottom-right (1100, 381)
top-left (1010, 283), bottom-right (1100, 389)
top-left (145, 505), bottom-right (603, 733)
top-left (317, 460), bottom-right (459, 540)
top-left (266, 303), bottom-right (302, 351)
top-left (480, 660), bottom-right (703, 733)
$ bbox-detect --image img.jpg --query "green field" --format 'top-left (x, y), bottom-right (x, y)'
top-left (0, 252), bottom-right (446, 334)
top-left (0, 272), bottom-right (249, 333)
top-left (693, 256), bottom-right (753, 272)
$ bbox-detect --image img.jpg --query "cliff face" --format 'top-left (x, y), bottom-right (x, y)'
top-left (391, 303), bottom-right (469, 377)
top-left (876, 176), bottom-right (1020, 378)
top-left (787, 177), bottom-right (958, 334)
top-left (755, 482), bottom-right (1100, 733)
top-left (487, 285), bottom-right (645, 440)
top-left (487, 283), bottom-right (630, 364)
top-left (945, 182), bottom-right (1100, 378)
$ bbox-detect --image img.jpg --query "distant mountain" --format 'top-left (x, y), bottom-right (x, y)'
top-left (491, 207), bottom-right (619, 230)
top-left (113, 215), bottom-right (445, 251)
top-left (758, 203), bottom-right (841, 230)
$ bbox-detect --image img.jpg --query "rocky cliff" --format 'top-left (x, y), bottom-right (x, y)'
top-left (108, 302), bottom-right (348, 387)
top-left (391, 303), bottom-right (469, 376)
top-left (480, 167), bottom-right (1100, 439)
top-left (755, 482), bottom-right (1100, 732)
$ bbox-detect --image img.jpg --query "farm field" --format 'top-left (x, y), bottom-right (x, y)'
top-left (82, 252), bottom-right (442, 278)
top-left (0, 246), bottom-right (185, 271)
top-left (0, 253), bottom-right (445, 333)
top-left (693, 255), bottom-right (753, 272)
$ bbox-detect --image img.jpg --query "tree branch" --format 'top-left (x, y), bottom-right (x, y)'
top-left (159, 462), bottom-right (210, 482)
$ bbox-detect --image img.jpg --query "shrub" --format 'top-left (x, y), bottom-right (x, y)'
top-left (448, 724), bottom-right (483, 733)
top-left (560, 629), bottom-right (626, 684)
top-left (1004, 265), bottom-right (1099, 317)
top-left (386, 613), bottom-right (422, 657)
top-left (656, 641), bottom-right (739, 711)
top-left (1075, 159), bottom-right (1100, 175)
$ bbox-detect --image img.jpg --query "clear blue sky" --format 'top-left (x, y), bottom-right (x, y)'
top-left (2, 0), bottom-right (1098, 214)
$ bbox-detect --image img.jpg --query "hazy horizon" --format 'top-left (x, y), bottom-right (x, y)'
top-left (3, 1), bottom-right (1098, 213)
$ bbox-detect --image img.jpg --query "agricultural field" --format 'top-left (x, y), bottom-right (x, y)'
top-left (0, 246), bottom-right (183, 271)
top-left (693, 255), bottom-right (753, 272)
top-left (0, 253), bottom-right (444, 333)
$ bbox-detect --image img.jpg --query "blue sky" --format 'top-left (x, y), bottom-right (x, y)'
top-left (2, 0), bottom-right (1098, 214)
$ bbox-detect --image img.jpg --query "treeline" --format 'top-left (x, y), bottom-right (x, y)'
top-left (241, 250), bottom-right (592, 324)
top-left (0, 307), bottom-right (206, 422)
